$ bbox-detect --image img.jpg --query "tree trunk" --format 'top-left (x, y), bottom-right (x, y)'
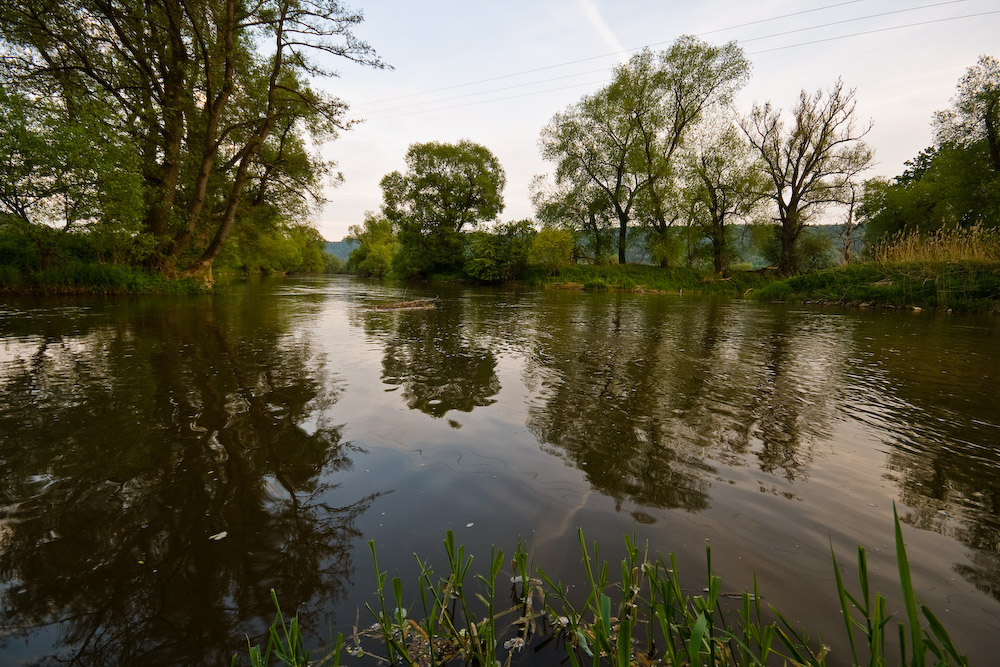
top-left (618, 220), bottom-right (627, 264)
top-left (779, 218), bottom-right (799, 275)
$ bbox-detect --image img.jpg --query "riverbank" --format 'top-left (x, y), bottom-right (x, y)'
top-left (0, 262), bottom-right (207, 295)
top-left (531, 264), bottom-right (773, 295)
top-left (753, 260), bottom-right (1000, 313)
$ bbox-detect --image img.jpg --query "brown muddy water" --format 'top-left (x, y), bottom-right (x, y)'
top-left (0, 275), bottom-right (998, 665)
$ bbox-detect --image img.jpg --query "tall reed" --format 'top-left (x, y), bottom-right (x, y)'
top-left (872, 224), bottom-right (1000, 264)
top-left (237, 509), bottom-right (968, 666)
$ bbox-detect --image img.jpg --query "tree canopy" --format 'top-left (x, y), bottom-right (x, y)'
top-left (0, 0), bottom-right (384, 281)
top-left (741, 79), bottom-right (873, 274)
top-left (863, 54), bottom-right (1000, 244)
top-left (539, 37), bottom-right (750, 265)
top-left (382, 140), bottom-right (506, 278)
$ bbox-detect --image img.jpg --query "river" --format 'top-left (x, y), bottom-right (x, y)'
top-left (1, 275), bottom-right (998, 665)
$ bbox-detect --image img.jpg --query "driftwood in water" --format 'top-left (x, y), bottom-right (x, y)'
top-left (368, 297), bottom-right (438, 311)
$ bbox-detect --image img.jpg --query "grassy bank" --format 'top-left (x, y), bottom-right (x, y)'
top-left (0, 262), bottom-right (209, 295)
top-left (753, 260), bottom-right (1000, 313)
top-left (538, 264), bottom-right (773, 296)
top-left (238, 508), bottom-right (967, 667)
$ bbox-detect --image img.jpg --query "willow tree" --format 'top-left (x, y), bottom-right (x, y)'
top-left (741, 79), bottom-right (873, 274)
top-left (684, 123), bottom-right (767, 275)
top-left (539, 88), bottom-right (644, 264)
top-left (0, 0), bottom-right (384, 280)
top-left (539, 37), bottom-right (750, 265)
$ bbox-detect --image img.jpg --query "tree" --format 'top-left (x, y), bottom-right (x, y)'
top-left (539, 92), bottom-right (642, 265)
top-left (539, 37), bottom-right (750, 266)
top-left (741, 79), bottom-right (873, 274)
top-left (347, 211), bottom-right (398, 277)
top-left (530, 175), bottom-right (615, 264)
top-left (0, 0), bottom-right (383, 280)
top-left (529, 227), bottom-right (575, 275)
top-left (684, 122), bottom-right (767, 275)
top-left (383, 140), bottom-right (506, 278)
top-left (863, 57), bottom-right (1000, 245)
top-left (620, 41), bottom-right (750, 249)
top-left (935, 54), bottom-right (1000, 174)
top-left (465, 220), bottom-right (535, 283)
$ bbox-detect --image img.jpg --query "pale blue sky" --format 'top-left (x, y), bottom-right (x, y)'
top-left (315, 0), bottom-right (1000, 241)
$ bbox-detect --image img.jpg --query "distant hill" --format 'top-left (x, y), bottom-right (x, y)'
top-left (325, 239), bottom-right (359, 262)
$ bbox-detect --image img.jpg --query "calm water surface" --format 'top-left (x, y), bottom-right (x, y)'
top-left (1, 276), bottom-right (998, 665)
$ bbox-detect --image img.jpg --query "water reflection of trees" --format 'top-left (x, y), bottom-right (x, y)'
top-left (361, 301), bottom-right (501, 419)
top-left (0, 299), bottom-right (375, 665)
top-left (853, 316), bottom-right (1000, 601)
top-left (524, 296), bottom-right (843, 514)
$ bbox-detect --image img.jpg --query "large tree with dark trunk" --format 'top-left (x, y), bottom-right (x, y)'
top-left (0, 0), bottom-right (383, 280)
top-left (741, 79), bottom-right (873, 275)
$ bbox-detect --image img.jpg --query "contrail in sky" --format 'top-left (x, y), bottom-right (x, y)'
top-left (576, 0), bottom-right (630, 63)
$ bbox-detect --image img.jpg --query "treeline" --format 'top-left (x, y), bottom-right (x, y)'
top-left (348, 41), bottom-right (997, 284)
top-left (0, 0), bottom-right (382, 289)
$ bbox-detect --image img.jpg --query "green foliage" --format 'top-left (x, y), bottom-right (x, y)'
top-left (685, 123), bottom-right (769, 274)
top-left (797, 227), bottom-right (836, 272)
top-left (862, 143), bottom-right (1000, 246)
top-left (217, 209), bottom-right (329, 275)
top-left (529, 227), bottom-right (575, 274)
top-left (238, 589), bottom-right (343, 667)
top-left (753, 260), bottom-right (1000, 312)
top-left (347, 212), bottom-right (398, 277)
top-left (238, 517), bottom-right (966, 667)
top-left (1, 0), bottom-right (383, 278)
top-left (546, 263), bottom-right (767, 295)
top-left (830, 505), bottom-right (969, 667)
top-left (464, 220), bottom-right (535, 282)
top-left (864, 56), bottom-right (1000, 246)
top-left (648, 229), bottom-right (685, 268)
top-left (750, 224), bottom-right (834, 273)
top-left (383, 140), bottom-right (506, 278)
top-left (323, 253), bottom-right (343, 274)
top-left (540, 37), bottom-right (751, 265)
top-left (0, 260), bottom-right (203, 295)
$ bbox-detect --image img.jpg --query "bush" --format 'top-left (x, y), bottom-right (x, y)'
top-left (464, 220), bottom-right (534, 283)
top-left (529, 227), bottom-right (573, 274)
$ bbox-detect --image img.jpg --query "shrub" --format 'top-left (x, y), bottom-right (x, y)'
top-left (529, 227), bottom-right (574, 274)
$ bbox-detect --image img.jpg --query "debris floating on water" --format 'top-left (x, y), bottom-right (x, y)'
top-left (367, 297), bottom-right (438, 311)
top-left (209, 531), bottom-right (228, 541)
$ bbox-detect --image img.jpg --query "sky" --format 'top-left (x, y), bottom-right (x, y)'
top-left (310, 0), bottom-right (1000, 241)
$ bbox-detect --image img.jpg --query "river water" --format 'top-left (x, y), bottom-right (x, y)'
top-left (0, 275), bottom-right (998, 665)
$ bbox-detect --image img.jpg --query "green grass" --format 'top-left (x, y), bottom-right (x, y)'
top-left (753, 261), bottom-right (1000, 312)
top-left (0, 261), bottom-right (207, 295)
top-left (544, 264), bottom-right (773, 296)
top-left (236, 509), bottom-right (967, 666)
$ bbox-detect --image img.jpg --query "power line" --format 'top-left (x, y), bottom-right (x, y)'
top-left (360, 0), bottom-right (973, 116)
top-left (364, 69), bottom-right (609, 115)
top-left (361, 79), bottom-right (612, 121)
top-left (738, 0), bottom-right (972, 44)
top-left (360, 2), bottom-right (990, 121)
top-left (747, 9), bottom-right (1000, 54)
top-left (361, 7), bottom-right (998, 122)
top-left (360, 0), bottom-right (871, 106)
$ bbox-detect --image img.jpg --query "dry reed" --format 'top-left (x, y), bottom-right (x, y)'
top-left (872, 224), bottom-right (1000, 264)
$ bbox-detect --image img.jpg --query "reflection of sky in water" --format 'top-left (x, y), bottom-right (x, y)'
top-left (1, 277), bottom-right (999, 664)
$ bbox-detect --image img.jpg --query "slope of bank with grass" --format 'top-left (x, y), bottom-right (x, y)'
top-left (538, 264), bottom-right (774, 296)
top-left (752, 226), bottom-right (1000, 313)
top-left (0, 262), bottom-right (207, 295)
top-left (752, 261), bottom-right (1000, 312)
